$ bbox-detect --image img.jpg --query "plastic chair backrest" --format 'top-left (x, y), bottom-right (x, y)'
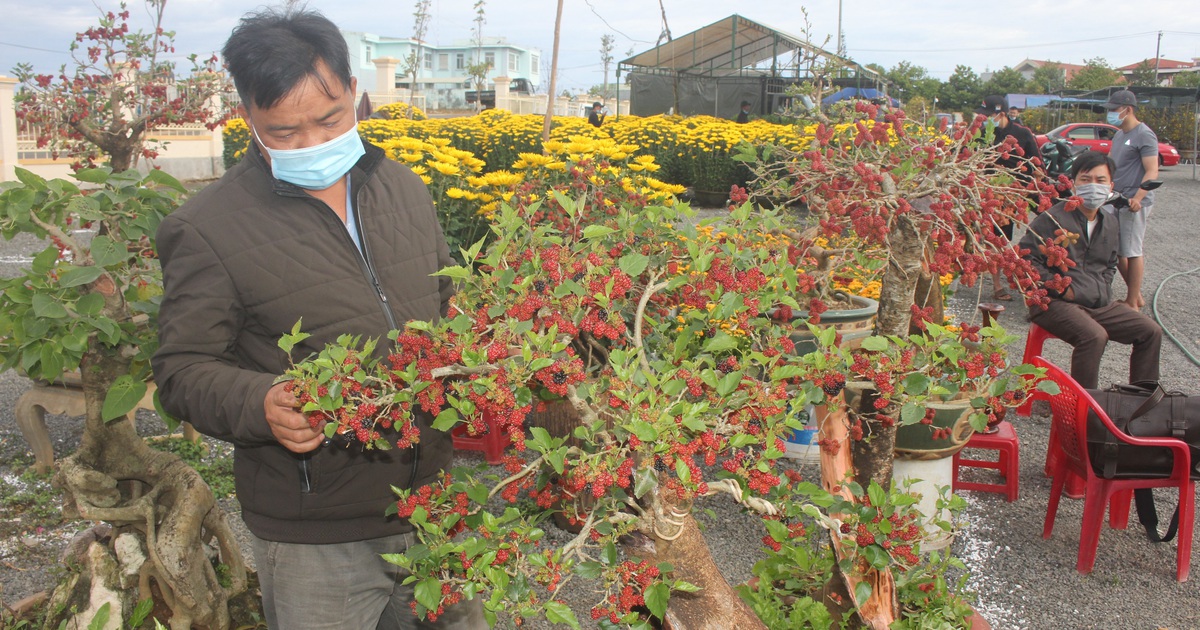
top-left (1032, 356), bottom-right (1091, 476)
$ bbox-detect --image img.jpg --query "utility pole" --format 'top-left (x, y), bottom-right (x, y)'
top-left (836, 0), bottom-right (845, 56)
top-left (1154, 31), bottom-right (1163, 85)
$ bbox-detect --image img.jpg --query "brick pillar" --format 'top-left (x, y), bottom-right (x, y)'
top-left (373, 57), bottom-right (400, 96)
top-left (0, 76), bottom-right (19, 182)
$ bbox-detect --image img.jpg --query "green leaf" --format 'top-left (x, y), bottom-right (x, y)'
top-left (544, 601), bottom-right (580, 629)
top-left (853, 581), bottom-right (874, 609)
top-left (576, 561), bottom-right (604, 579)
top-left (86, 602), bottom-right (111, 630)
top-left (102, 376), bottom-right (147, 422)
top-left (618, 252), bottom-right (650, 278)
top-left (57, 265), bottom-right (105, 288)
top-left (90, 235), bottom-right (126, 268)
top-left (581, 225), bottom-right (616, 240)
top-left (1037, 380), bottom-right (1061, 395)
top-left (629, 419), bottom-right (658, 442)
top-left (32, 293), bottom-right (68, 319)
top-left (431, 265), bottom-right (471, 281)
top-left (128, 598), bottom-right (154, 627)
top-left (153, 390), bottom-right (182, 434)
top-left (74, 292), bottom-right (104, 316)
top-left (899, 403), bottom-right (924, 425)
top-left (702, 333), bottom-right (738, 354)
top-left (432, 408), bottom-right (460, 432)
top-left (414, 576), bottom-right (442, 611)
top-left (634, 467), bottom-right (658, 499)
top-left (644, 583), bottom-right (670, 619)
top-left (74, 168), bottom-right (111, 184)
top-left (39, 343), bottom-right (64, 381)
top-left (860, 336), bottom-right (889, 352)
top-left (901, 373), bottom-right (930, 396)
top-left (716, 371), bottom-right (741, 397)
top-left (31, 246), bottom-right (59, 276)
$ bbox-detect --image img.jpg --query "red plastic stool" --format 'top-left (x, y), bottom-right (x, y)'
top-left (1016, 323), bottom-right (1060, 417)
top-left (953, 421), bottom-right (1020, 502)
top-left (451, 414), bottom-right (510, 465)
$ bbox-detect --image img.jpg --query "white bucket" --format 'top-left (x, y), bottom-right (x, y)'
top-left (892, 457), bottom-right (955, 551)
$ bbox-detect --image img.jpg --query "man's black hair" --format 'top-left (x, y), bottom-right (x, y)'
top-left (222, 7), bottom-right (353, 110)
top-left (1070, 150), bottom-right (1116, 180)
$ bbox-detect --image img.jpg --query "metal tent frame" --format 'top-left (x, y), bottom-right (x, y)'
top-left (615, 15), bottom-right (888, 119)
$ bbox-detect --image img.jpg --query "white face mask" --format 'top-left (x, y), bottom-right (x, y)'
top-left (251, 116), bottom-right (365, 190)
top-left (1074, 182), bottom-right (1113, 210)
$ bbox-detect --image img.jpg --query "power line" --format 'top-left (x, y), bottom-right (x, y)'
top-left (0, 41), bottom-right (70, 55)
top-left (851, 31), bottom-right (1159, 54)
top-left (581, 0), bottom-right (654, 46)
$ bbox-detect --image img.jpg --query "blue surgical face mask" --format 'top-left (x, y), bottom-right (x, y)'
top-left (1106, 110), bottom-right (1124, 126)
top-left (252, 117), bottom-right (365, 190)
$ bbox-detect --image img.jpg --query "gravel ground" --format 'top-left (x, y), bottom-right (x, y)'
top-left (2, 168), bottom-right (1200, 628)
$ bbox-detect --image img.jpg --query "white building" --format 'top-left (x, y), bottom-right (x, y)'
top-left (342, 31), bottom-right (541, 109)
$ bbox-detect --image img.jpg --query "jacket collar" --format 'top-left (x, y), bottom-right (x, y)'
top-left (247, 138), bottom-right (386, 198)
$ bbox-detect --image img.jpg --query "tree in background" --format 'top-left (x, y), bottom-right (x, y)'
top-left (2, 2), bottom-right (247, 628)
top-left (1128, 60), bottom-right (1158, 87)
top-left (1174, 70), bottom-right (1200, 89)
top-left (1025, 62), bottom-right (1066, 94)
top-left (403, 0), bottom-right (433, 117)
top-left (465, 0), bottom-right (490, 112)
top-left (1068, 57), bottom-right (1122, 91)
top-left (880, 61), bottom-right (942, 104)
top-left (12, 1), bottom-right (231, 171)
top-left (939, 65), bottom-right (984, 114)
top-left (599, 34), bottom-right (615, 102)
top-left (983, 66), bottom-right (1027, 98)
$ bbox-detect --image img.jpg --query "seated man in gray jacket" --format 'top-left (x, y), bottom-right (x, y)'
top-left (1019, 150), bottom-right (1162, 389)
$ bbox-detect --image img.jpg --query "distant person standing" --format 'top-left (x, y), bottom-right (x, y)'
top-left (1008, 105), bottom-right (1024, 127)
top-left (736, 100), bottom-right (752, 124)
top-left (975, 95), bottom-right (1043, 300)
top-left (1104, 89), bottom-right (1159, 310)
top-left (588, 101), bottom-right (607, 127)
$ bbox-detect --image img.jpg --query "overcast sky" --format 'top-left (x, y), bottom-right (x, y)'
top-left (3, 0), bottom-right (1200, 92)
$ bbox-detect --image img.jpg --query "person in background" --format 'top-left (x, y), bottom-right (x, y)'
top-left (1104, 89), bottom-right (1159, 310)
top-left (975, 94), bottom-right (1043, 301)
top-left (1008, 105), bottom-right (1024, 127)
top-left (1019, 150), bottom-right (1161, 389)
top-left (588, 101), bottom-right (607, 127)
top-left (152, 7), bottom-right (483, 628)
top-left (737, 100), bottom-right (752, 124)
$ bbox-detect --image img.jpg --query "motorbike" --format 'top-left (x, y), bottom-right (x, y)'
top-left (1107, 179), bottom-right (1163, 210)
top-left (1040, 138), bottom-right (1090, 198)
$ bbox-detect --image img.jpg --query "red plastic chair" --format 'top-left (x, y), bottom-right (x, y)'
top-left (1033, 356), bottom-right (1195, 581)
top-left (1017, 323), bottom-right (1059, 417)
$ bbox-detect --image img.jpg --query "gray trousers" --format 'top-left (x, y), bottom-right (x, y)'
top-left (1029, 300), bottom-right (1162, 389)
top-left (251, 531), bottom-right (487, 630)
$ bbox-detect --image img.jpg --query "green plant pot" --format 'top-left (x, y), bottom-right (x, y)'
top-left (894, 399), bottom-right (976, 461)
top-left (786, 294), bottom-right (879, 355)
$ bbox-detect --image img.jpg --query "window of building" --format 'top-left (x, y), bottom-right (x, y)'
top-left (439, 53), bottom-right (449, 71)
top-left (365, 45), bottom-right (373, 63)
top-left (508, 52), bottom-right (519, 73)
top-left (485, 52), bottom-right (495, 69)
top-left (455, 53), bottom-right (465, 70)
top-left (530, 54), bottom-right (539, 72)
top-left (424, 52), bottom-right (433, 70)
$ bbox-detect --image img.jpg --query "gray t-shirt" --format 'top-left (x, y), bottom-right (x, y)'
top-left (1110, 122), bottom-right (1157, 206)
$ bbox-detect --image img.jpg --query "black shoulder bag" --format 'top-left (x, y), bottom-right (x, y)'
top-left (1086, 381), bottom-right (1200, 543)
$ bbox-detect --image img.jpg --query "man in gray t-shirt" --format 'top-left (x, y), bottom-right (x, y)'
top-left (1103, 89), bottom-right (1160, 309)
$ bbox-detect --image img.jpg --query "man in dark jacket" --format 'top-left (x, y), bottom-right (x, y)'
top-left (977, 94), bottom-right (1044, 300)
top-left (152, 8), bottom-right (483, 629)
top-left (588, 101), bottom-right (607, 127)
top-left (1019, 150), bottom-right (1161, 389)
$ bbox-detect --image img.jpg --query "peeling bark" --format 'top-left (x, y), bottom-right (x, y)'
top-left (47, 346), bottom-right (246, 629)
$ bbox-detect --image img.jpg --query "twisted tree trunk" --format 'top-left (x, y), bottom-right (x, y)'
top-left (46, 344), bottom-right (246, 629)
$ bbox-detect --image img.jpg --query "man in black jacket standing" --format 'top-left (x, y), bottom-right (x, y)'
top-left (153, 8), bottom-right (483, 629)
top-left (977, 94), bottom-right (1043, 300)
top-left (1019, 151), bottom-right (1161, 389)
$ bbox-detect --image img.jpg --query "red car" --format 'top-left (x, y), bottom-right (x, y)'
top-left (1034, 123), bottom-right (1180, 166)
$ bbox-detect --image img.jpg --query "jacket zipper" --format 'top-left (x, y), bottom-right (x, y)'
top-left (348, 187), bottom-right (421, 490)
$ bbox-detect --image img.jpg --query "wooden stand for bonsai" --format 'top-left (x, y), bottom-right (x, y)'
top-left (16, 375), bottom-right (197, 473)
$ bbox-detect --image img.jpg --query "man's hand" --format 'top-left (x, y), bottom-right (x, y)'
top-left (1063, 287), bottom-right (1075, 302)
top-left (1129, 196), bottom-right (1144, 212)
top-left (265, 382), bottom-right (325, 453)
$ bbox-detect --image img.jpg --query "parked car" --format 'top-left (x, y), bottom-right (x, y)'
top-left (1034, 123), bottom-right (1180, 167)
